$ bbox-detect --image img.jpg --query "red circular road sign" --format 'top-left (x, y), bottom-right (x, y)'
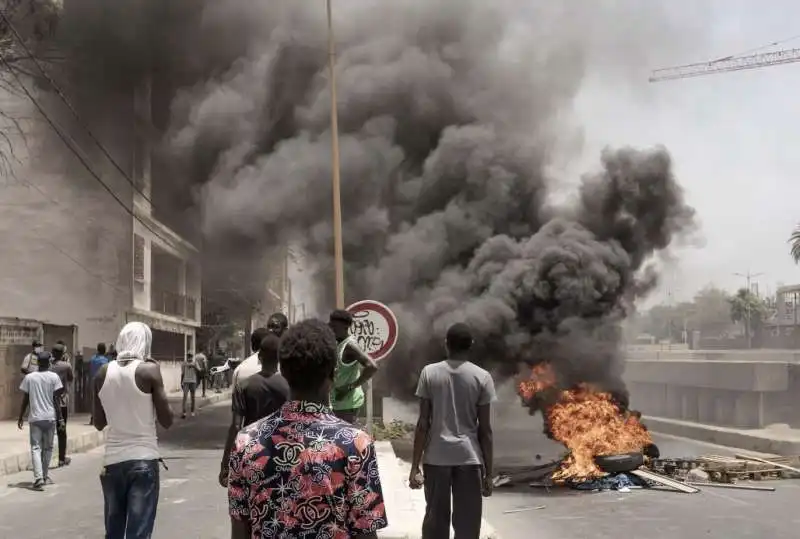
top-left (346, 300), bottom-right (399, 362)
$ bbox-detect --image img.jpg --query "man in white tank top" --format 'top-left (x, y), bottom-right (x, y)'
top-left (93, 322), bottom-right (174, 539)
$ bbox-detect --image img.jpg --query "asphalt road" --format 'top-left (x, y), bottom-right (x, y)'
top-left (0, 401), bottom-right (233, 539)
top-left (2, 399), bottom-right (799, 539)
top-left (487, 416), bottom-right (800, 539)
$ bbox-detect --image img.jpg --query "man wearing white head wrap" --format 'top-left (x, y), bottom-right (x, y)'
top-left (93, 322), bottom-right (174, 538)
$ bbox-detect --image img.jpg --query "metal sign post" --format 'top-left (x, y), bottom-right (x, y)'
top-left (346, 300), bottom-right (399, 434)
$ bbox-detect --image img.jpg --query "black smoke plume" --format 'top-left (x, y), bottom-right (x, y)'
top-left (50, 1), bottom-right (698, 398)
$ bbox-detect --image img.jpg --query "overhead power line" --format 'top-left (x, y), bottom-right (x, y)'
top-left (0, 9), bottom-right (155, 208)
top-left (0, 13), bottom-right (190, 254)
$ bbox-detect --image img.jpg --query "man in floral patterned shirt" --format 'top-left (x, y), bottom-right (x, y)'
top-left (228, 319), bottom-right (388, 539)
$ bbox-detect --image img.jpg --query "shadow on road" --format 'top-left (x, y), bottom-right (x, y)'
top-left (5, 481), bottom-right (38, 491)
top-left (157, 402), bottom-right (230, 452)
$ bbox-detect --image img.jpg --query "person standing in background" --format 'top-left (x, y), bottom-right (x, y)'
top-left (195, 352), bottom-right (208, 398)
top-left (328, 310), bottom-right (378, 424)
top-left (181, 353), bottom-right (200, 419)
top-left (409, 322), bottom-right (497, 539)
top-left (20, 339), bottom-right (44, 376)
top-left (232, 312), bottom-right (289, 387)
top-left (90, 343), bottom-right (109, 380)
top-left (219, 334), bottom-right (290, 487)
top-left (55, 340), bottom-right (72, 364)
top-left (107, 343), bottom-right (118, 362)
top-left (18, 351), bottom-right (64, 491)
top-left (88, 343), bottom-right (109, 425)
top-left (51, 344), bottom-right (74, 468)
top-left (93, 322), bottom-right (174, 538)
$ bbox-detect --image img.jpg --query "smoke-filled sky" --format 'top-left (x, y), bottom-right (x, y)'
top-left (43, 1), bottom-right (800, 393)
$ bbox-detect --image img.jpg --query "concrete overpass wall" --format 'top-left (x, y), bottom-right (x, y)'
top-left (624, 359), bottom-right (800, 428)
top-left (626, 349), bottom-right (800, 362)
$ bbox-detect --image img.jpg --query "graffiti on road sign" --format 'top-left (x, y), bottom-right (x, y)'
top-left (346, 300), bottom-right (398, 361)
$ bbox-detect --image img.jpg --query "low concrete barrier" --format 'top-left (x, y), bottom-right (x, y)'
top-left (625, 349), bottom-right (800, 362)
top-left (625, 360), bottom-right (800, 429)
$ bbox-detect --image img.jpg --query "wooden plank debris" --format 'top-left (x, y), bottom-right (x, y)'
top-left (734, 454), bottom-right (800, 475)
top-left (650, 453), bottom-right (800, 482)
top-left (630, 468), bottom-right (700, 493)
top-left (685, 481), bottom-right (775, 492)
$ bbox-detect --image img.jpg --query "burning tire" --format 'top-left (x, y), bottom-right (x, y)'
top-left (594, 452), bottom-right (644, 474)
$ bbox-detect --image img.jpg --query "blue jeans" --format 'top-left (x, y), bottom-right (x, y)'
top-left (100, 459), bottom-right (160, 539)
top-left (29, 420), bottom-right (56, 482)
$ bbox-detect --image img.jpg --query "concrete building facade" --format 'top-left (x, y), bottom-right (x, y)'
top-left (0, 76), bottom-right (201, 417)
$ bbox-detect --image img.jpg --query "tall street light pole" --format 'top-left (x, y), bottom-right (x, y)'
top-left (327, 0), bottom-right (345, 309)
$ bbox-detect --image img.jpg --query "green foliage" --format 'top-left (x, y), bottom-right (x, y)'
top-left (790, 226), bottom-right (800, 264)
top-left (639, 285), bottom-right (733, 340)
top-left (371, 420), bottom-right (414, 441)
top-left (728, 288), bottom-right (768, 329)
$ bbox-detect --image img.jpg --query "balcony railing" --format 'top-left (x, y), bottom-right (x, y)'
top-left (151, 288), bottom-right (198, 320)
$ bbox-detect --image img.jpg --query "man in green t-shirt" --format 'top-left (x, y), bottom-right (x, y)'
top-left (328, 310), bottom-right (378, 424)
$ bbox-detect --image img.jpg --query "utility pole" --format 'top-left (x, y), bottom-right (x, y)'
top-left (734, 271), bottom-right (764, 349)
top-left (325, 2), bottom-right (374, 434)
top-left (327, 0), bottom-right (345, 310)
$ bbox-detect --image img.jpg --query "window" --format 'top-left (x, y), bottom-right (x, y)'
top-left (133, 234), bottom-right (145, 283)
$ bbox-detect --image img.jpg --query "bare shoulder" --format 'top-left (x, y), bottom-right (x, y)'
top-left (136, 361), bottom-right (164, 391)
top-left (138, 360), bottom-right (162, 375)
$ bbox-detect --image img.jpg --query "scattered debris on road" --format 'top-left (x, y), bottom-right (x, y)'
top-left (502, 505), bottom-right (547, 514)
top-left (685, 482), bottom-right (776, 492)
top-left (494, 452), bottom-right (799, 495)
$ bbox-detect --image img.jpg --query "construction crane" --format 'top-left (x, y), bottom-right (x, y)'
top-left (650, 47), bottom-right (800, 82)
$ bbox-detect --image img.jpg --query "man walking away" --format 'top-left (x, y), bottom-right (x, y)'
top-left (219, 334), bottom-right (289, 487)
top-left (227, 319), bottom-right (387, 538)
top-left (232, 312), bottom-right (289, 387)
top-left (20, 339), bottom-right (44, 375)
top-left (93, 322), bottom-right (174, 539)
top-left (181, 353), bottom-right (200, 419)
top-left (51, 344), bottom-right (75, 467)
top-left (409, 323), bottom-right (497, 539)
top-left (328, 309), bottom-right (378, 424)
top-left (18, 351), bottom-right (64, 491)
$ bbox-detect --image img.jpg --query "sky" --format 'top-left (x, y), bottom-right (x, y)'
top-left (286, 1), bottom-right (800, 313)
top-left (570, 0), bottom-right (800, 304)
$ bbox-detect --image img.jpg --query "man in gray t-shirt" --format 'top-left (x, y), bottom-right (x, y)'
top-left (18, 352), bottom-right (64, 490)
top-left (409, 323), bottom-right (497, 539)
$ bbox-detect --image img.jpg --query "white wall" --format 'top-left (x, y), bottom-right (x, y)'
top-left (0, 93), bottom-right (135, 351)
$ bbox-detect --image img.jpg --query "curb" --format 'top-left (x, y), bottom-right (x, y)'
top-left (646, 415), bottom-right (800, 455)
top-left (375, 441), bottom-right (500, 539)
top-left (0, 389), bottom-right (231, 478)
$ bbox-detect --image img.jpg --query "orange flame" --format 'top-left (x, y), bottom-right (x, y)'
top-left (518, 364), bottom-right (652, 481)
top-left (517, 363), bottom-right (556, 400)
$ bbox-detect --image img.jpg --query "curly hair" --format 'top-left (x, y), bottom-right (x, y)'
top-left (279, 319), bottom-right (337, 393)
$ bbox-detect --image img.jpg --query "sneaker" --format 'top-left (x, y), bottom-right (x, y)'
top-left (32, 479), bottom-right (44, 491)
top-left (191, 412), bottom-right (196, 418)
top-left (181, 413), bottom-right (187, 419)
top-left (44, 477), bottom-right (54, 485)
top-left (58, 457), bottom-right (71, 467)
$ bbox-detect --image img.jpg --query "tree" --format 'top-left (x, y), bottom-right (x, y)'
top-left (790, 225), bottom-right (800, 263)
top-left (0, 1), bottom-right (62, 172)
top-left (690, 286), bottom-right (733, 337)
top-left (638, 285), bottom-right (733, 344)
top-left (729, 288), bottom-right (768, 348)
